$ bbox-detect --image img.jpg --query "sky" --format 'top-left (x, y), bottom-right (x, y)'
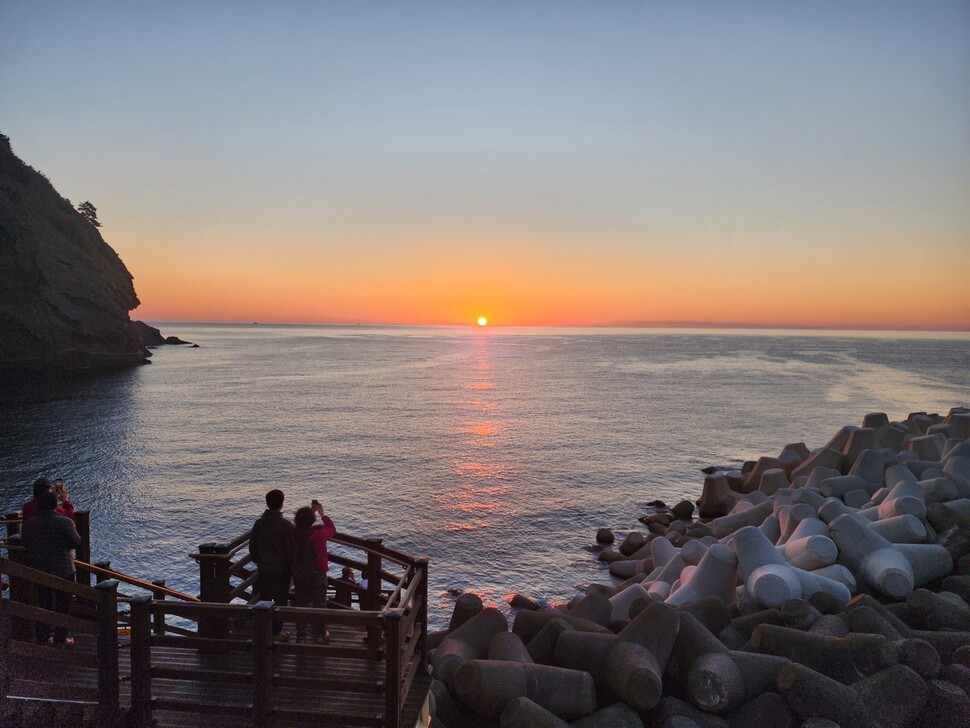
top-left (2, 1), bottom-right (969, 329)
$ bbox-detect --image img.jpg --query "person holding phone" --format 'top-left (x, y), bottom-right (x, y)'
top-left (292, 499), bottom-right (336, 643)
top-left (22, 491), bottom-right (82, 646)
top-left (22, 477), bottom-right (75, 521)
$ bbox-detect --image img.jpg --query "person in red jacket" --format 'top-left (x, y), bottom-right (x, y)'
top-left (292, 499), bottom-right (336, 643)
top-left (22, 478), bottom-right (75, 521)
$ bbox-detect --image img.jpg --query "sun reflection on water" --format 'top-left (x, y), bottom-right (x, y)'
top-left (439, 334), bottom-right (517, 534)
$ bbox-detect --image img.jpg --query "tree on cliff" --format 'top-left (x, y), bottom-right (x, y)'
top-left (77, 200), bottom-right (102, 227)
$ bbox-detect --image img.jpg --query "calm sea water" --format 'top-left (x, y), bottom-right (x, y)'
top-left (1, 324), bottom-right (968, 628)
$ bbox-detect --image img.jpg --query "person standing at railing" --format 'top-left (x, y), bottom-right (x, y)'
top-left (292, 499), bottom-right (336, 643)
top-left (249, 489), bottom-right (294, 640)
top-left (21, 491), bottom-right (82, 646)
top-left (22, 477), bottom-right (75, 521)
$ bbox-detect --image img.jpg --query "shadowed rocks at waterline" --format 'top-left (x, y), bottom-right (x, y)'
top-left (132, 320), bottom-right (195, 348)
top-left (426, 407), bottom-right (970, 727)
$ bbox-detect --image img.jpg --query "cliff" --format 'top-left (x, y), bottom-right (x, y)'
top-left (0, 134), bottom-right (149, 372)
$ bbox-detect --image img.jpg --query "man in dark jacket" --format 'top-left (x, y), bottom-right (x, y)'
top-left (249, 489), bottom-right (294, 638)
top-left (21, 491), bottom-right (82, 646)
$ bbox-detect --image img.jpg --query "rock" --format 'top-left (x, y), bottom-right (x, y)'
top-left (781, 442), bottom-right (811, 462)
top-left (758, 468), bottom-right (789, 496)
top-left (618, 531), bottom-right (647, 556)
top-left (134, 321), bottom-right (196, 349)
top-left (699, 474), bottom-right (736, 518)
top-left (723, 691), bottom-right (794, 728)
top-left (776, 663), bottom-right (871, 728)
top-left (912, 679), bottom-right (970, 728)
top-left (0, 136), bottom-right (148, 371)
top-left (686, 651), bottom-right (789, 714)
top-left (940, 664), bottom-right (970, 697)
top-left (595, 528), bottom-right (615, 545)
top-left (597, 548), bottom-right (626, 563)
top-left (791, 447), bottom-right (846, 480)
top-left (432, 607), bottom-right (508, 687)
top-left (453, 660), bottom-right (596, 721)
top-left (743, 457), bottom-right (789, 493)
top-left (673, 500), bottom-right (696, 521)
top-left (910, 435), bottom-right (945, 462)
top-left (863, 412), bottom-right (890, 430)
top-left (450, 592), bottom-right (485, 632)
top-left (133, 320), bottom-right (165, 345)
top-left (852, 664), bottom-right (928, 728)
top-left (508, 594), bottom-right (541, 610)
top-left (499, 697), bottom-right (569, 728)
top-left (525, 618), bottom-right (573, 665)
top-left (570, 702), bottom-right (644, 728)
top-left (926, 501), bottom-right (970, 560)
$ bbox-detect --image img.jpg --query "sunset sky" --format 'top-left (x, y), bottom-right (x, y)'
top-left (2, 1), bottom-right (968, 329)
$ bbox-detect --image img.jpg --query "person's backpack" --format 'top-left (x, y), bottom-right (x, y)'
top-left (293, 530), bottom-right (317, 581)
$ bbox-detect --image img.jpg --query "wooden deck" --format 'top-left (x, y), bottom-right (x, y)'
top-left (1, 516), bottom-right (432, 728)
top-left (1, 614), bottom-right (430, 727)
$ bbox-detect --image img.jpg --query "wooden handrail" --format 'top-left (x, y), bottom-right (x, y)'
top-left (224, 528), bottom-right (419, 570)
top-left (77, 560), bottom-right (199, 602)
top-left (383, 565), bottom-right (413, 611)
top-left (0, 558), bottom-right (100, 599)
top-left (390, 567), bottom-right (423, 612)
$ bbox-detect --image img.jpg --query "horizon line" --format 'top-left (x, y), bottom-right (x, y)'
top-left (135, 317), bottom-right (970, 333)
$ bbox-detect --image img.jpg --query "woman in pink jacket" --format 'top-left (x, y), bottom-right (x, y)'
top-left (292, 500), bottom-right (336, 643)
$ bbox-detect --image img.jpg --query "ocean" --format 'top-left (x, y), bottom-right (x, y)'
top-left (1, 324), bottom-right (968, 628)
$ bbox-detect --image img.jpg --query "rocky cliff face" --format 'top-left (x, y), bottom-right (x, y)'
top-left (0, 135), bottom-right (149, 371)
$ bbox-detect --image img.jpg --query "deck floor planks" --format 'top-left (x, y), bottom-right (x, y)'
top-left (2, 612), bottom-right (428, 727)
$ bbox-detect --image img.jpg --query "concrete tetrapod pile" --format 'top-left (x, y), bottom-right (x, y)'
top-left (426, 407), bottom-right (970, 727)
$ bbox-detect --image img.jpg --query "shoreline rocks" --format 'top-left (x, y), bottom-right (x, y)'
top-left (133, 320), bottom-right (195, 348)
top-left (428, 406), bottom-right (970, 727)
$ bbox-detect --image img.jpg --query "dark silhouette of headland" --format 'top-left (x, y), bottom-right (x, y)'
top-left (0, 133), bottom-right (155, 372)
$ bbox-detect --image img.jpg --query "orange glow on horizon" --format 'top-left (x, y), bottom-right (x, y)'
top-left (120, 226), bottom-right (970, 331)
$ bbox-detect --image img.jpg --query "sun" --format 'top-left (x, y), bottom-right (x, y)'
top-left (477, 316), bottom-right (488, 327)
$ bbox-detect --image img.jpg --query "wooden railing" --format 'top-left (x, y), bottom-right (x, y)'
top-left (187, 528), bottom-right (430, 727)
top-left (1, 514), bottom-right (430, 728)
top-left (0, 557), bottom-right (121, 722)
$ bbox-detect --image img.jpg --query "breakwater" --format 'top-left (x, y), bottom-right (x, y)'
top-left (426, 407), bottom-right (970, 727)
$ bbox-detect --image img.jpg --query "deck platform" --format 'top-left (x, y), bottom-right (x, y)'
top-left (1, 614), bottom-right (431, 727)
top-left (2, 519), bottom-right (432, 728)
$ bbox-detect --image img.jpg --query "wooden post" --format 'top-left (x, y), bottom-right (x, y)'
top-left (250, 601), bottom-right (274, 728)
top-left (414, 556), bottom-right (430, 675)
top-left (129, 594), bottom-right (153, 727)
top-left (74, 511), bottom-right (91, 586)
top-left (6, 535), bottom-right (30, 640)
top-left (93, 559), bottom-right (111, 583)
top-left (3, 512), bottom-right (20, 537)
top-left (196, 543), bottom-right (231, 639)
top-left (384, 609), bottom-right (403, 728)
top-left (364, 538), bottom-right (383, 610)
top-left (365, 537), bottom-right (383, 647)
top-left (94, 579), bottom-right (120, 725)
top-left (151, 579), bottom-right (167, 636)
